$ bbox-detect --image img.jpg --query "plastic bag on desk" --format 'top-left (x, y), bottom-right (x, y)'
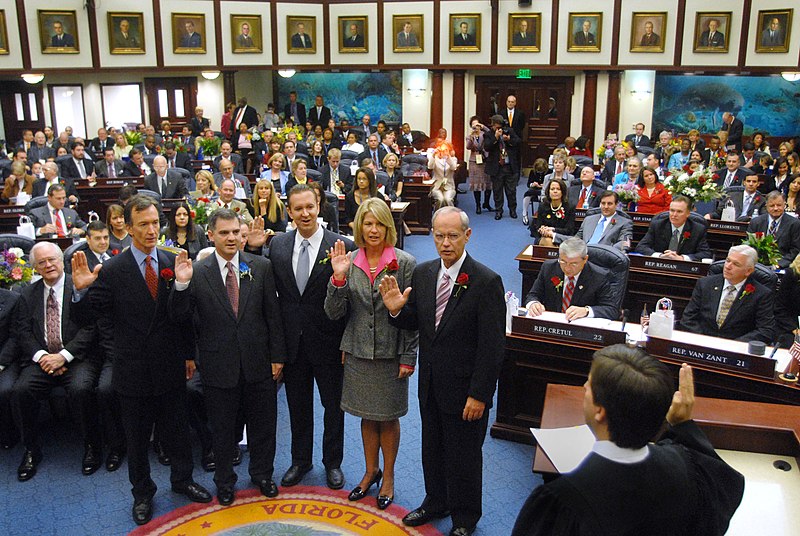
top-left (720, 199), bottom-right (736, 222)
top-left (16, 215), bottom-right (35, 239)
top-left (649, 297), bottom-right (674, 338)
top-left (505, 291), bottom-right (519, 333)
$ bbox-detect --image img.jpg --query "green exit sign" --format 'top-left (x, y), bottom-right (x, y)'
top-left (517, 69), bottom-right (532, 79)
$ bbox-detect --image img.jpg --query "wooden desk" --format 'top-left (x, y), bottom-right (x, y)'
top-left (400, 181), bottom-right (433, 235)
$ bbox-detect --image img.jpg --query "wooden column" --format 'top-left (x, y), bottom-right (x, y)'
top-left (581, 71), bottom-right (598, 145)
top-left (605, 71), bottom-right (621, 139)
top-left (430, 70), bottom-right (444, 138)
top-left (452, 70), bottom-right (466, 160)
top-left (223, 71), bottom-right (237, 109)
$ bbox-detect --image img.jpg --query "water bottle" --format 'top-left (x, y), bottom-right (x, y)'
top-left (753, 208), bottom-right (759, 217)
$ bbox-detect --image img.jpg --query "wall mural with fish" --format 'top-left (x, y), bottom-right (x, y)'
top-left (276, 71), bottom-right (403, 125)
top-left (652, 74), bottom-right (800, 138)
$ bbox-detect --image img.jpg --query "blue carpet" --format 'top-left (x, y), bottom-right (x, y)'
top-left (0, 183), bottom-right (542, 536)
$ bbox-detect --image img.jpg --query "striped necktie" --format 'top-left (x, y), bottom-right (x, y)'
top-left (562, 277), bottom-right (575, 312)
top-left (435, 272), bottom-right (451, 328)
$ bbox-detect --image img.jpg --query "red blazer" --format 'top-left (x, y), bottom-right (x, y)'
top-left (637, 182), bottom-right (672, 214)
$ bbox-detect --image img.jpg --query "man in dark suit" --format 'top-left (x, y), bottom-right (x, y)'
top-left (0, 288), bottom-right (20, 450)
top-left (33, 162), bottom-right (80, 201)
top-left (747, 191), bottom-right (800, 269)
top-left (71, 196), bottom-right (212, 525)
top-left (713, 153), bottom-right (748, 190)
top-left (624, 123), bottom-right (651, 149)
top-left (569, 166), bottom-right (606, 210)
top-left (190, 107), bottom-right (210, 137)
top-left (89, 128), bottom-right (114, 155)
top-left (761, 17), bottom-right (785, 47)
top-left (308, 95), bottom-right (332, 129)
top-left (525, 237), bottom-right (620, 320)
top-left (454, 21), bottom-right (477, 46)
top-left (51, 21), bottom-right (76, 47)
top-left (573, 192), bottom-right (633, 250)
top-left (635, 196), bottom-right (713, 261)
top-left (28, 131), bottom-right (55, 165)
top-left (214, 141), bottom-right (245, 175)
top-left (66, 221), bottom-right (111, 275)
top-left (283, 91), bottom-right (307, 128)
top-left (484, 114), bottom-right (521, 220)
top-left (170, 209), bottom-right (287, 505)
top-left (214, 159), bottom-right (253, 199)
top-left (739, 142), bottom-right (763, 174)
top-left (501, 95), bottom-right (526, 142)
top-left (721, 112), bottom-right (743, 151)
top-left (11, 242), bottom-right (101, 481)
top-left (290, 22), bottom-right (313, 49)
top-left (707, 175), bottom-right (765, 221)
top-left (180, 20), bottom-right (202, 48)
top-left (231, 97), bottom-right (258, 133)
top-left (162, 142), bottom-right (192, 173)
top-left (380, 207), bottom-right (505, 536)
top-left (114, 18), bottom-right (139, 48)
top-left (601, 145), bottom-right (628, 183)
top-left (60, 142), bottom-right (95, 181)
top-left (574, 19), bottom-right (597, 46)
top-left (236, 22), bottom-right (255, 48)
top-left (358, 134), bottom-right (388, 170)
top-left (268, 185), bottom-right (355, 490)
top-left (122, 149), bottom-right (152, 178)
top-left (639, 20), bottom-right (661, 46)
top-left (343, 23), bottom-right (365, 48)
top-left (95, 148), bottom-right (125, 178)
top-left (680, 245), bottom-right (774, 342)
top-left (29, 184), bottom-right (86, 238)
top-left (699, 18), bottom-right (725, 48)
top-left (398, 123), bottom-right (424, 148)
top-left (512, 19), bottom-right (536, 47)
top-left (144, 156), bottom-right (188, 199)
top-left (321, 149), bottom-right (352, 194)
top-left (396, 21), bottom-right (419, 48)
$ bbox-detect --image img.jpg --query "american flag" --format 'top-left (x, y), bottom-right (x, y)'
top-left (790, 339), bottom-right (800, 363)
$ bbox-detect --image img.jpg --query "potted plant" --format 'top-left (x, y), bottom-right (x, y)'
top-left (197, 137), bottom-right (221, 160)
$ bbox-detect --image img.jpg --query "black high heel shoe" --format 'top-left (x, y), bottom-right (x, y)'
top-left (348, 469), bottom-right (382, 501)
top-left (377, 493), bottom-right (394, 510)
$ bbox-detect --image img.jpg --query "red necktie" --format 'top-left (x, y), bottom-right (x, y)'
top-left (144, 255), bottom-right (158, 300)
top-left (577, 188), bottom-right (588, 208)
top-left (616, 162), bottom-right (622, 174)
top-left (561, 276), bottom-right (575, 312)
top-left (225, 262), bottom-right (239, 316)
top-left (53, 210), bottom-right (65, 237)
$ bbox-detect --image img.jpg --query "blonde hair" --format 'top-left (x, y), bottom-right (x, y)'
top-left (252, 179), bottom-right (285, 223)
top-left (352, 198), bottom-right (397, 248)
top-left (194, 169), bottom-right (216, 192)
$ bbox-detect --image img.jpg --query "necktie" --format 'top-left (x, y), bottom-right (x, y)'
top-left (53, 210), bottom-right (65, 237)
top-left (78, 160), bottom-right (86, 179)
top-left (724, 172), bottom-right (734, 188)
top-left (144, 255), bottom-right (158, 300)
top-left (296, 239), bottom-right (310, 294)
top-left (508, 109), bottom-right (514, 126)
top-left (332, 169), bottom-right (340, 194)
top-left (435, 272), bottom-right (451, 328)
top-left (668, 228), bottom-right (680, 251)
top-left (635, 136), bottom-right (640, 146)
top-left (169, 158), bottom-right (175, 169)
top-left (224, 203), bottom-right (229, 209)
top-left (717, 285), bottom-right (737, 327)
top-left (578, 188), bottom-right (588, 208)
top-left (769, 219), bottom-right (779, 236)
top-left (588, 217), bottom-right (606, 244)
top-left (108, 163), bottom-right (116, 178)
top-left (616, 162), bottom-right (622, 174)
top-left (234, 107), bottom-right (245, 128)
top-left (46, 288), bottom-right (62, 353)
top-left (742, 194), bottom-right (751, 215)
top-left (161, 176), bottom-right (167, 196)
top-left (562, 276), bottom-right (575, 313)
top-left (225, 261), bottom-right (239, 316)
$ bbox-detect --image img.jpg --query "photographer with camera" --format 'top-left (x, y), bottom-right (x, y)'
top-left (483, 115), bottom-right (520, 220)
top-left (465, 116), bottom-right (494, 214)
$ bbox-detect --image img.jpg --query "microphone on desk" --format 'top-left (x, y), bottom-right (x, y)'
top-left (620, 309), bottom-right (628, 332)
top-left (768, 340), bottom-right (781, 360)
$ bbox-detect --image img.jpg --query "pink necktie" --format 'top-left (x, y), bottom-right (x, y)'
top-left (435, 272), bottom-right (451, 328)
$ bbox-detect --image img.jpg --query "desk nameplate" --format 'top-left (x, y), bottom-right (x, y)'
top-left (531, 245), bottom-right (559, 260)
top-left (628, 254), bottom-right (710, 276)
top-left (647, 336), bottom-right (776, 380)
top-left (512, 315), bottom-right (627, 346)
top-left (708, 220), bottom-right (749, 233)
top-left (631, 213), bottom-right (654, 224)
top-left (574, 208), bottom-right (587, 219)
top-left (0, 206), bottom-right (26, 215)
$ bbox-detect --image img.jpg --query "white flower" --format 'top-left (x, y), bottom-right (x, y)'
top-left (685, 187), bottom-right (697, 197)
top-left (9, 247), bottom-right (23, 258)
top-left (678, 174), bottom-right (689, 183)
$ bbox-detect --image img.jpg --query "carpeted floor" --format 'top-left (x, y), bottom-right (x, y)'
top-left (0, 183), bottom-right (543, 536)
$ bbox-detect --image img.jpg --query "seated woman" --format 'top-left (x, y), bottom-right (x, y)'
top-left (522, 158), bottom-right (549, 226)
top-left (785, 175), bottom-right (800, 214)
top-left (752, 131), bottom-right (770, 155)
top-left (106, 204), bottom-right (132, 252)
top-left (285, 158), bottom-right (314, 191)
top-left (308, 140), bottom-right (327, 171)
top-left (1, 160), bottom-right (34, 204)
top-left (345, 167), bottom-right (380, 232)
top-left (381, 153), bottom-right (403, 202)
top-left (778, 141), bottom-right (792, 159)
top-left (427, 146), bottom-right (458, 210)
top-left (190, 169), bottom-right (218, 201)
top-left (341, 132), bottom-right (364, 154)
top-left (309, 180), bottom-right (339, 233)
top-left (251, 178), bottom-right (287, 234)
top-left (789, 152), bottom-right (800, 176)
top-left (530, 178), bottom-right (575, 246)
top-left (637, 166), bottom-right (672, 214)
top-left (687, 129), bottom-right (705, 154)
top-left (260, 152), bottom-right (289, 196)
top-left (321, 127), bottom-right (341, 154)
top-left (569, 135), bottom-right (592, 158)
top-left (613, 157), bottom-right (643, 187)
top-left (113, 133), bottom-right (131, 160)
top-left (689, 149), bottom-right (706, 170)
top-left (160, 202), bottom-right (207, 260)
top-left (668, 139), bottom-right (691, 170)
top-left (234, 122), bottom-right (254, 174)
top-left (542, 155), bottom-right (573, 194)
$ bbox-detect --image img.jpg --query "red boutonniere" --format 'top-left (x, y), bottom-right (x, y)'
top-left (682, 231), bottom-right (691, 240)
top-left (755, 231), bottom-right (765, 239)
top-left (740, 284), bottom-right (756, 300)
top-left (755, 196), bottom-right (762, 203)
top-left (454, 273), bottom-right (469, 297)
top-left (234, 206), bottom-right (240, 212)
top-left (378, 258), bottom-right (400, 278)
top-left (111, 249), bottom-right (119, 256)
top-left (590, 192), bottom-right (597, 199)
top-left (551, 276), bottom-right (563, 291)
top-left (610, 218), bottom-right (617, 225)
top-left (160, 268), bottom-right (175, 288)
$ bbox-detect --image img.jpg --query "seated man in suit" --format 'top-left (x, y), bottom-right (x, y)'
top-left (747, 191), bottom-right (800, 269)
top-left (11, 241), bottom-right (101, 481)
top-left (624, 123), bottom-right (651, 149)
top-left (94, 147), bottom-right (125, 178)
top-left (27, 131), bottom-right (55, 166)
top-left (214, 159), bottom-right (252, 199)
top-left (287, 131), bottom-right (308, 157)
top-left (321, 148), bottom-right (352, 195)
top-left (122, 149), bottom-right (152, 177)
top-left (163, 142), bottom-right (192, 173)
top-left (706, 174), bottom-right (765, 222)
top-left (67, 221), bottom-right (111, 274)
top-left (570, 166), bottom-right (606, 209)
top-left (60, 142), bottom-right (96, 181)
top-left (739, 142), bottom-right (763, 174)
top-left (635, 195), bottom-right (713, 261)
top-left (398, 122), bottom-right (422, 148)
top-left (525, 237), bottom-right (619, 320)
top-left (213, 141), bottom-right (244, 175)
top-left (145, 155), bottom-right (189, 199)
top-left (89, 128), bottom-right (114, 155)
top-left (512, 348), bottom-right (744, 536)
top-left (568, 191), bottom-right (633, 251)
top-left (601, 146), bottom-right (627, 184)
top-left (680, 245), bottom-right (774, 343)
top-left (29, 184), bottom-right (86, 237)
top-left (358, 134), bottom-right (388, 171)
top-left (33, 161), bottom-right (79, 202)
top-left (713, 153), bottom-right (747, 190)
top-left (0, 288), bottom-right (21, 449)
top-left (216, 179), bottom-right (253, 224)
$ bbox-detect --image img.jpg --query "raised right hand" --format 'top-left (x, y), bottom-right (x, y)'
top-left (174, 250), bottom-right (193, 284)
top-left (666, 363), bottom-right (695, 425)
top-left (330, 239), bottom-right (351, 280)
top-left (378, 275), bottom-right (412, 316)
top-left (71, 251), bottom-right (101, 290)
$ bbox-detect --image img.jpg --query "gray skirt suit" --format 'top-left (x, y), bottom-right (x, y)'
top-left (324, 247), bottom-right (419, 420)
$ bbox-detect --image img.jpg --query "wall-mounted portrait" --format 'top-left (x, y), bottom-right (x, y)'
top-left (339, 16), bottom-right (368, 53)
top-left (693, 12), bottom-right (731, 53)
top-left (0, 11), bottom-right (9, 55)
top-left (172, 13), bottom-right (206, 54)
top-left (449, 14), bottom-right (481, 52)
top-left (392, 14), bottom-right (423, 53)
top-left (755, 9), bottom-right (792, 53)
top-left (287, 16), bottom-right (316, 53)
top-left (508, 13), bottom-right (541, 52)
top-left (567, 13), bottom-right (602, 52)
top-left (108, 12), bottom-right (144, 55)
top-left (231, 14), bottom-right (262, 54)
top-left (630, 12), bottom-right (666, 53)
top-left (38, 10), bottom-right (79, 54)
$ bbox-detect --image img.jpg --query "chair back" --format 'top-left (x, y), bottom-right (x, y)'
top-left (0, 234), bottom-right (35, 254)
top-left (306, 168), bottom-right (323, 182)
top-left (402, 153), bottom-right (428, 166)
top-left (63, 241), bottom-right (88, 273)
top-left (586, 207), bottom-right (631, 220)
top-left (340, 150), bottom-right (359, 160)
top-left (137, 189), bottom-right (162, 202)
top-left (587, 243), bottom-right (630, 313)
top-left (24, 195), bottom-right (49, 213)
top-left (649, 210), bottom-right (709, 229)
top-left (708, 260), bottom-right (778, 290)
top-left (375, 170), bottom-right (390, 188)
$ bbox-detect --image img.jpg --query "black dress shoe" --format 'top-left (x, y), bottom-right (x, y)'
top-left (475, 205), bottom-right (482, 215)
top-left (510, 211), bottom-right (518, 219)
top-left (348, 469), bottom-right (382, 501)
top-left (132, 499), bottom-right (153, 526)
top-left (377, 494), bottom-right (393, 510)
top-left (402, 506), bottom-right (450, 527)
top-left (105, 450), bottom-right (125, 472)
top-left (255, 479), bottom-right (279, 498)
top-left (17, 449), bottom-right (43, 482)
top-left (201, 449), bottom-right (216, 472)
top-left (449, 526), bottom-right (476, 536)
top-left (82, 445), bottom-right (102, 476)
top-left (326, 467), bottom-right (345, 490)
top-left (281, 464), bottom-right (312, 486)
top-left (172, 482), bottom-right (213, 503)
top-left (483, 204), bottom-right (494, 212)
top-left (232, 446), bottom-right (243, 466)
top-left (494, 212), bottom-right (502, 220)
top-left (217, 487), bottom-right (235, 506)
top-left (153, 441), bottom-right (171, 466)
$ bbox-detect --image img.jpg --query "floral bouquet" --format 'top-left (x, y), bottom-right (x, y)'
top-left (124, 130), bottom-right (142, 147)
top-left (247, 127), bottom-right (262, 142)
top-left (596, 133), bottom-right (620, 162)
top-left (742, 232), bottom-right (781, 267)
top-left (614, 181), bottom-right (640, 204)
top-left (189, 197), bottom-right (216, 226)
top-left (276, 125), bottom-right (303, 144)
top-left (172, 138), bottom-right (188, 154)
top-left (663, 166), bottom-right (722, 203)
top-left (197, 137), bottom-right (221, 159)
top-left (0, 248), bottom-right (33, 289)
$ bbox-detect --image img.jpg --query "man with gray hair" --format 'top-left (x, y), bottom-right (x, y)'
top-left (525, 237), bottom-right (619, 320)
top-left (746, 191), bottom-right (800, 269)
top-left (680, 244), bottom-right (774, 342)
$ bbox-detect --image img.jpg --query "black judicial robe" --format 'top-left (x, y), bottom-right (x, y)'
top-left (511, 420), bottom-right (744, 536)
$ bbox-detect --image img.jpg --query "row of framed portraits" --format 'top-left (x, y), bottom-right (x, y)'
top-left (0, 8), bottom-right (794, 57)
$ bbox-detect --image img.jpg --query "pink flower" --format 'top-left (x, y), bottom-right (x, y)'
top-left (11, 267), bottom-right (22, 280)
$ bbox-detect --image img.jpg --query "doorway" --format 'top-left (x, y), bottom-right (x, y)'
top-left (143, 77), bottom-right (197, 131)
top-left (0, 81), bottom-right (45, 149)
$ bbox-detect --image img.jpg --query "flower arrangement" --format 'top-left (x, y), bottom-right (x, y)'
top-left (742, 232), bottom-right (781, 267)
top-left (596, 134), bottom-right (620, 162)
top-left (276, 125), bottom-right (303, 144)
top-left (197, 137), bottom-right (221, 159)
top-left (189, 197), bottom-right (216, 226)
top-left (454, 273), bottom-right (469, 297)
top-left (614, 181), bottom-right (641, 204)
top-left (0, 248), bottom-right (33, 289)
top-left (246, 127), bottom-right (262, 142)
top-left (663, 166), bottom-right (722, 203)
top-left (124, 130), bottom-right (142, 147)
top-left (171, 138), bottom-right (189, 154)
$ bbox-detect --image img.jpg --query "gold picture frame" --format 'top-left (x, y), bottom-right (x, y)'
top-left (0, 11), bottom-right (9, 55)
top-left (108, 12), bottom-right (145, 55)
top-left (693, 12), bottom-right (732, 53)
top-left (392, 14), bottom-right (423, 53)
top-left (172, 13), bottom-right (206, 54)
top-left (449, 14), bottom-right (481, 52)
top-left (39, 10), bottom-right (79, 54)
top-left (630, 12), bottom-right (666, 53)
top-left (231, 14), bottom-right (262, 54)
top-left (567, 13), bottom-right (602, 52)
top-left (287, 16), bottom-right (316, 54)
top-left (755, 9), bottom-right (792, 53)
top-left (508, 13), bottom-right (541, 52)
top-left (339, 16), bottom-right (368, 53)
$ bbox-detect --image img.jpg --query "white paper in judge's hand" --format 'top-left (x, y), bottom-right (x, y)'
top-left (531, 425), bottom-right (595, 473)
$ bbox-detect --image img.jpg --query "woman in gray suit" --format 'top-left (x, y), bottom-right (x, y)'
top-left (325, 198), bottom-right (418, 511)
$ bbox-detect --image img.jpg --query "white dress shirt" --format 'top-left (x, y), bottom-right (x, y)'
top-left (33, 274), bottom-right (75, 363)
top-left (292, 225), bottom-right (324, 280)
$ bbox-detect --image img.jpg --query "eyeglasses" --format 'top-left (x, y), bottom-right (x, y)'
top-left (558, 258), bottom-right (585, 269)
top-left (433, 232), bottom-right (463, 243)
top-left (35, 256), bottom-right (62, 268)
